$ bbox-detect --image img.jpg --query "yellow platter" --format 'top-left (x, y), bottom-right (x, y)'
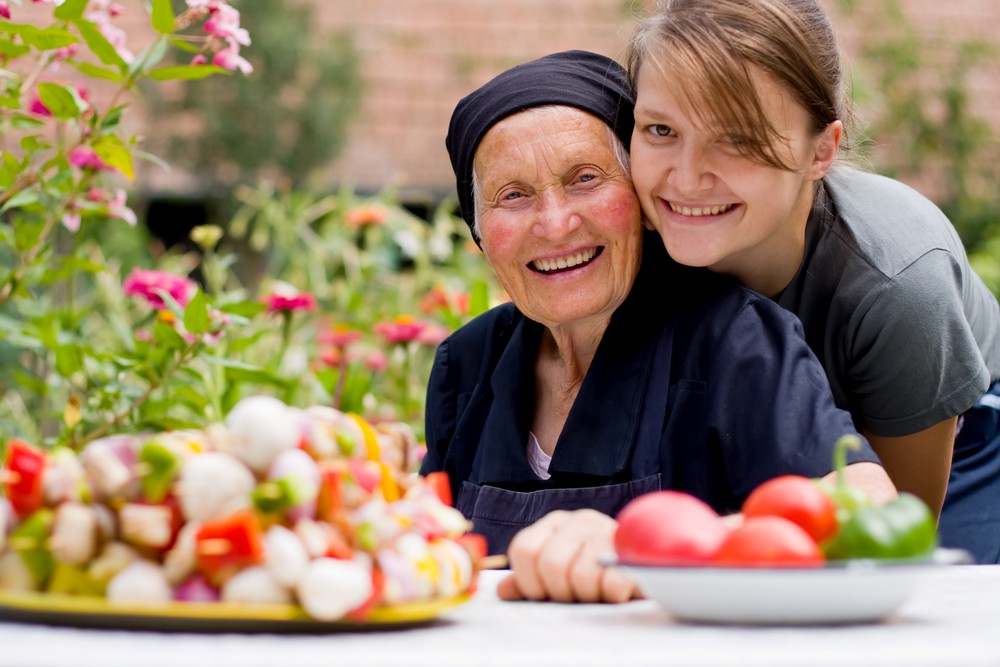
top-left (0, 590), bottom-right (471, 633)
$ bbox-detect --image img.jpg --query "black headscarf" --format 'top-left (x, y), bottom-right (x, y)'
top-left (445, 50), bottom-right (634, 246)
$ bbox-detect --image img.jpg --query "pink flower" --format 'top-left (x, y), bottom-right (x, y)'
top-left (204, 4), bottom-right (250, 46)
top-left (62, 212), bottom-right (81, 233)
top-left (263, 290), bottom-right (317, 313)
top-left (417, 323), bottom-right (450, 347)
top-left (191, 54), bottom-right (208, 66)
top-left (212, 45), bottom-right (252, 75)
top-left (0, 1), bottom-right (10, 19)
top-left (123, 268), bottom-right (197, 310)
top-left (108, 189), bottom-right (137, 226)
top-left (374, 316), bottom-right (429, 344)
top-left (68, 146), bottom-right (112, 171)
top-left (28, 94), bottom-right (52, 117)
top-left (317, 324), bottom-right (363, 348)
top-left (363, 350), bottom-right (388, 373)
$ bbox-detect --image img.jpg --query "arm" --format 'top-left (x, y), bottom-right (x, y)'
top-left (860, 417), bottom-right (957, 521)
top-left (818, 461), bottom-right (898, 507)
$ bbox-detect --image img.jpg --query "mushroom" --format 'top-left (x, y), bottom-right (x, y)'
top-left (295, 557), bottom-right (372, 621)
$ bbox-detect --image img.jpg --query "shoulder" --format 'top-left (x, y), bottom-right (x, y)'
top-left (821, 166), bottom-right (965, 278)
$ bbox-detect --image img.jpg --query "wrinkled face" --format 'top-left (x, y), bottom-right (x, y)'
top-left (474, 107), bottom-right (643, 330)
top-left (630, 62), bottom-right (834, 292)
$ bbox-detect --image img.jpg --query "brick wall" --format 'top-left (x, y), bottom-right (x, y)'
top-left (8, 0), bottom-right (1000, 205)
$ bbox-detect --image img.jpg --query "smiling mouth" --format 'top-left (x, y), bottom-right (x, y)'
top-left (668, 202), bottom-right (736, 217)
top-left (530, 247), bottom-right (602, 273)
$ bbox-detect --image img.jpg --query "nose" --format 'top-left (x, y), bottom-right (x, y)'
top-left (666, 142), bottom-right (711, 195)
top-left (531, 189), bottom-right (581, 239)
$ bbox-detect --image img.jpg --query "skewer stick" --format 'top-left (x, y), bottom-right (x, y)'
top-left (478, 554), bottom-right (508, 570)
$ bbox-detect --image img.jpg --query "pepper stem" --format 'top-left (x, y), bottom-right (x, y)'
top-left (834, 434), bottom-right (862, 490)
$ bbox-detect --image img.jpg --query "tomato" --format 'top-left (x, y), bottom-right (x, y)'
top-left (714, 516), bottom-right (824, 567)
top-left (742, 475), bottom-right (839, 544)
top-left (614, 491), bottom-right (729, 566)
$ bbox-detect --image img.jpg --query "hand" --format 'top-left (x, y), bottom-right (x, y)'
top-left (494, 509), bottom-right (640, 603)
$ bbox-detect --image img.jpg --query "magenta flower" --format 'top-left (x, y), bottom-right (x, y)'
top-left (0, 1), bottom-right (10, 19)
top-left (317, 324), bottom-right (363, 348)
top-left (212, 45), bottom-right (253, 75)
top-left (263, 291), bottom-right (317, 313)
top-left (123, 268), bottom-right (197, 310)
top-left (374, 316), bottom-right (429, 344)
top-left (204, 4), bottom-right (250, 47)
top-left (68, 147), bottom-right (112, 171)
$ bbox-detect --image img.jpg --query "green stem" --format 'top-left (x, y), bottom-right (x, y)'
top-left (834, 434), bottom-right (862, 490)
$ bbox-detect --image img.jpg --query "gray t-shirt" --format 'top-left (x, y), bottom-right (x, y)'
top-left (777, 166), bottom-right (1000, 437)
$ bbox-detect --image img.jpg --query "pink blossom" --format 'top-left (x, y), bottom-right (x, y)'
top-left (85, 2), bottom-right (134, 63)
top-left (0, 1), bottom-right (10, 19)
top-left (417, 323), bottom-right (450, 347)
top-left (62, 212), bottom-right (81, 233)
top-left (373, 316), bottom-right (429, 344)
top-left (318, 325), bottom-right (363, 348)
top-left (68, 146), bottom-right (112, 171)
top-left (263, 290), bottom-right (317, 313)
top-left (191, 54), bottom-right (208, 66)
top-left (28, 94), bottom-right (52, 117)
top-left (54, 44), bottom-right (80, 61)
top-left (212, 45), bottom-right (252, 75)
top-left (123, 268), bottom-right (197, 310)
top-left (108, 189), bottom-right (137, 226)
top-left (363, 350), bottom-right (388, 373)
top-left (204, 4), bottom-right (250, 47)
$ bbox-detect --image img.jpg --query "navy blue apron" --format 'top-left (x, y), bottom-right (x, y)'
top-left (456, 320), bottom-right (674, 556)
top-left (939, 380), bottom-right (1000, 564)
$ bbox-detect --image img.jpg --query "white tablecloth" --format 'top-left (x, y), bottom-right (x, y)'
top-left (2, 566), bottom-right (1000, 667)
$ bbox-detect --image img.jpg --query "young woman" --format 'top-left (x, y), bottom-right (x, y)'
top-left (627, 0), bottom-right (1000, 563)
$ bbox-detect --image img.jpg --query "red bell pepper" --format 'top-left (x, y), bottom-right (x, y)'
top-left (3, 439), bottom-right (47, 519)
top-left (423, 471), bottom-right (453, 507)
top-left (195, 510), bottom-right (264, 584)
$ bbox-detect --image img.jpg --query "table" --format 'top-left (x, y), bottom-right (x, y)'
top-left (2, 566), bottom-right (1000, 667)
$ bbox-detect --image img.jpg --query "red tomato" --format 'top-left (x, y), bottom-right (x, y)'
top-left (195, 510), bottom-right (265, 584)
top-left (714, 516), bottom-right (824, 567)
top-left (614, 491), bottom-right (729, 566)
top-left (742, 475), bottom-right (838, 543)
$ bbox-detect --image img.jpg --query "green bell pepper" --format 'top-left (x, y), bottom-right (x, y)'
top-left (824, 492), bottom-right (938, 560)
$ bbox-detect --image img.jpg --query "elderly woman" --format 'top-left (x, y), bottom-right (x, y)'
top-left (421, 51), bottom-right (896, 602)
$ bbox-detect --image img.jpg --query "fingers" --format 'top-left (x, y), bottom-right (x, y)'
top-left (505, 509), bottom-right (636, 604)
top-left (494, 573), bottom-right (526, 600)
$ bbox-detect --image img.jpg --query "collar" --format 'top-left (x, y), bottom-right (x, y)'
top-left (475, 284), bottom-right (660, 484)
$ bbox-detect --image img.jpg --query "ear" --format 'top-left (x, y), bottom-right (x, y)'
top-left (808, 120), bottom-right (843, 181)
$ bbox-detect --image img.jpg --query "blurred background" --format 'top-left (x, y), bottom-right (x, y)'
top-left (2, 0), bottom-right (999, 446)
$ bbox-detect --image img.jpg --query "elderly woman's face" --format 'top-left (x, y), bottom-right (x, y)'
top-left (474, 107), bottom-right (643, 330)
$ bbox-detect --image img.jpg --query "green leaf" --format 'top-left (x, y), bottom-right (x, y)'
top-left (468, 278), bottom-right (490, 317)
top-left (0, 189), bottom-right (40, 213)
top-left (6, 24), bottom-right (78, 51)
top-left (0, 152), bottom-right (23, 189)
top-left (92, 134), bottom-right (134, 181)
top-left (219, 300), bottom-right (267, 318)
top-left (72, 61), bottom-right (123, 83)
top-left (152, 320), bottom-right (187, 349)
top-left (147, 64), bottom-right (229, 81)
top-left (54, 0), bottom-right (88, 21)
top-left (129, 37), bottom-right (168, 77)
top-left (37, 82), bottom-right (84, 120)
top-left (73, 20), bottom-right (127, 70)
top-left (151, 0), bottom-right (175, 34)
top-left (183, 289), bottom-right (210, 334)
top-left (55, 344), bottom-right (83, 377)
top-left (0, 38), bottom-right (31, 59)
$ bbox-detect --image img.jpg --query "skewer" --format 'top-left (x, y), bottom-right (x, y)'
top-left (478, 554), bottom-right (508, 570)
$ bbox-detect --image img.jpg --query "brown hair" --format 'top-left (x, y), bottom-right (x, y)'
top-left (627, 0), bottom-right (852, 171)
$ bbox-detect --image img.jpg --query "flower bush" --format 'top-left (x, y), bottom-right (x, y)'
top-left (0, 1), bottom-right (501, 458)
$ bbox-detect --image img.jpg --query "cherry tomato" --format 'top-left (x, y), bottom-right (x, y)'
top-left (3, 439), bottom-right (47, 519)
top-left (742, 475), bottom-right (839, 544)
top-left (714, 516), bottom-right (824, 567)
top-left (614, 491), bottom-right (729, 566)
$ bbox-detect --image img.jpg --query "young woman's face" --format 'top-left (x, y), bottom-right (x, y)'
top-left (474, 108), bottom-right (643, 330)
top-left (630, 62), bottom-right (839, 295)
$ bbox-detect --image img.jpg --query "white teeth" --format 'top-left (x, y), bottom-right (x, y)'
top-left (669, 203), bottom-right (735, 217)
top-left (533, 247), bottom-right (598, 273)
